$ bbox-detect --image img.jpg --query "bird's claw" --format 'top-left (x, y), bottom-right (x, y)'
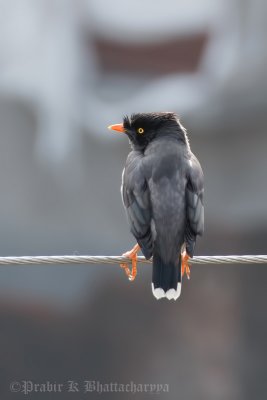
top-left (120, 244), bottom-right (140, 281)
top-left (181, 251), bottom-right (191, 280)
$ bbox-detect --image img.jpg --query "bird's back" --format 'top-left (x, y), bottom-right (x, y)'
top-left (143, 137), bottom-right (188, 262)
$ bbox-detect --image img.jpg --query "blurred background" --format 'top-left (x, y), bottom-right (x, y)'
top-left (0, 0), bottom-right (267, 398)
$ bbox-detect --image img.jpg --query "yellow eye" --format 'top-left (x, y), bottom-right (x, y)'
top-left (137, 127), bottom-right (144, 134)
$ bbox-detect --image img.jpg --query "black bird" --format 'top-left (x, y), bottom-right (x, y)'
top-left (108, 112), bottom-right (204, 300)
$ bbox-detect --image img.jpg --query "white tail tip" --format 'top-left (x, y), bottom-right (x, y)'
top-left (152, 283), bottom-right (181, 301)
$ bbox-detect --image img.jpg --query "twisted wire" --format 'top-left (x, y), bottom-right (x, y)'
top-left (0, 255), bottom-right (266, 265)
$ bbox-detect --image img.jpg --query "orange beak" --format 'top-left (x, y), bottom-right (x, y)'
top-left (108, 123), bottom-right (125, 133)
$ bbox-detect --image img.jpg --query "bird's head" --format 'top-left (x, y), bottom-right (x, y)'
top-left (108, 112), bottom-right (188, 150)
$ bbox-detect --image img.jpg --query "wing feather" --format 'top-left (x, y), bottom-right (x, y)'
top-left (121, 153), bottom-right (153, 259)
top-left (185, 154), bottom-right (204, 256)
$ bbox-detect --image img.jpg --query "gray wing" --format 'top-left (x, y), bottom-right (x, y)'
top-left (121, 152), bottom-right (153, 259)
top-left (185, 153), bottom-right (204, 257)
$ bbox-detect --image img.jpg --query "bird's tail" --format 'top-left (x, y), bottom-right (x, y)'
top-left (152, 251), bottom-right (181, 300)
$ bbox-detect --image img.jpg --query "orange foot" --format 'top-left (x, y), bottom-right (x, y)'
top-left (181, 251), bottom-right (191, 280)
top-left (120, 244), bottom-right (140, 281)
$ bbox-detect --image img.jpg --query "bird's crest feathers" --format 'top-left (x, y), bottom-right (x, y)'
top-left (123, 112), bottom-right (190, 150)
